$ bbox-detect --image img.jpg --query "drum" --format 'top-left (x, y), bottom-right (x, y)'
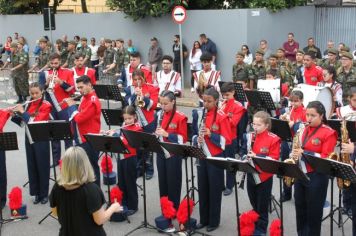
top-left (257, 79), bottom-right (281, 104)
top-left (292, 83), bottom-right (334, 117)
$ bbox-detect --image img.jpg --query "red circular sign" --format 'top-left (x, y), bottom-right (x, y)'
top-left (172, 6), bottom-right (187, 24)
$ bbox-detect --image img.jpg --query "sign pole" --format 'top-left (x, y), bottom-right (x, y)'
top-left (47, 8), bottom-right (53, 45)
top-left (179, 24), bottom-right (184, 91)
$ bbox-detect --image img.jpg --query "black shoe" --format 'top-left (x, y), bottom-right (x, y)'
top-left (137, 172), bottom-right (143, 178)
top-left (280, 194), bottom-right (291, 203)
top-left (195, 223), bottom-right (207, 230)
top-left (223, 188), bottom-right (233, 196)
top-left (41, 197), bottom-right (49, 204)
top-left (33, 196), bottom-right (40, 204)
top-left (126, 209), bottom-right (137, 216)
top-left (206, 225), bottom-right (218, 232)
top-left (145, 174), bottom-right (153, 180)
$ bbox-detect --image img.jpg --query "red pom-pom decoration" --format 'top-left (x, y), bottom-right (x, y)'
top-left (239, 210), bottom-right (259, 236)
top-left (269, 219), bottom-right (282, 236)
top-left (110, 186), bottom-right (123, 204)
top-left (59, 159), bottom-right (62, 171)
top-left (176, 197), bottom-right (194, 225)
top-left (160, 196), bottom-right (176, 219)
top-left (8, 187), bottom-right (22, 210)
top-left (100, 154), bottom-right (113, 174)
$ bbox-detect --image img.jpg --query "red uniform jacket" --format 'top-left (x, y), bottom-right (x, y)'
top-left (290, 105), bottom-right (307, 123)
top-left (120, 123), bottom-right (143, 159)
top-left (159, 110), bottom-right (188, 144)
top-left (47, 68), bottom-right (75, 111)
top-left (221, 98), bottom-right (246, 140)
top-left (252, 130), bottom-right (281, 182)
top-left (23, 100), bottom-right (52, 122)
top-left (0, 110), bottom-right (10, 132)
top-left (300, 124), bottom-right (337, 173)
top-left (68, 91), bottom-right (101, 143)
top-left (72, 67), bottom-right (96, 85)
top-left (304, 64), bottom-right (323, 86)
top-left (129, 64), bottom-right (153, 85)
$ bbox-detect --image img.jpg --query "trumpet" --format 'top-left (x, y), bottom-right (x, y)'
top-left (59, 94), bottom-right (83, 106)
top-left (47, 69), bottom-right (57, 91)
top-left (135, 80), bottom-right (145, 108)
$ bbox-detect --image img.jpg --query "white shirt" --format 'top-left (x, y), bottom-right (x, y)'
top-left (155, 70), bottom-right (181, 95)
top-left (189, 49), bottom-right (203, 71)
top-left (243, 53), bottom-right (253, 65)
top-left (89, 45), bottom-right (99, 61)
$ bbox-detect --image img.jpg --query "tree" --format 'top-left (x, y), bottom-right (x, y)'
top-left (0, 0), bottom-right (47, 14)
top-left (81, 0), bottom-right (89, 13)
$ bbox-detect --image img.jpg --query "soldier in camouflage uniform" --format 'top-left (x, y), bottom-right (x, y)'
top-left (28, 37), bottom-right (51, 86)
top-left (276, 48), bottom-right (293, 86)
top-left (266, 54), bottom-right (283, 82)
top-left (104, 38), bottom-right (129, 77)
top-left (63, 40), bottom-right (77, 69)
top-left (100, 39), bottom-right (116, 82)
top-left (337, 52), bottom-right (356, 105)
top-left (248, 49), bottom-right (267, 89)
top-left (79, 37), bottom-right (92, 67)
top-left (1, 42), bottom-right (29, 103)
top-left (54, 39), bottom-right (68, 66)
top-left (232, 51), bottom-right (249, 84)
top-left (319, 48), bottom-right (341, 71)
top-left (290, 50), bottom-right (305, 85)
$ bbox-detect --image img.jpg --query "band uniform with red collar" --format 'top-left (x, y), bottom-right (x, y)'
top-left (155, 71), bottom-right (182, 97)
top-left (251, 130), bottom-right (281, 182)
top-left (68, 91), bottom-right (101, 144)
top-left (124, 83), bottom-right (159, 125)
top-left (0, 110), bottom-right (10, 132)
top-left (119, 64), bottom-right (153, 87)
top-left (220, 98), bottom-right (246, 140)
top-left (336, 104), bottom-right (356, 121)
top-left (46, 68), bottom-right (75, 112)
top-left (157, 110), bottom-right (188, 144)
top-left (118, 123), bottom-right (143, 159)
top-left (192, 107), bottom-right (232, 156)
top-left (299, 124), bottom-right (337, 173)
top-left (72, 67), bottom-right (96, 86)
top-left (193, 70), bottom-right (221, 98)
top-left (290, 105), bottom-right (307, 134)
top-left (304, 64), bottom-right (324, 86)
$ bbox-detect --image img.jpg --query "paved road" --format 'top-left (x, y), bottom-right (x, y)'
top-left (0, 95), bottom-right (352, 236)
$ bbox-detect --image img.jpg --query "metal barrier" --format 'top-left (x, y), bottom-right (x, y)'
top-left (28, 71), bottom-right (39, 84)
top-left (0, 70), bottom-right (15, 101)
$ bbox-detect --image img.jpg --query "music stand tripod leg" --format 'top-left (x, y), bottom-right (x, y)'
top-left (234, 171), bottom-right (241, 236)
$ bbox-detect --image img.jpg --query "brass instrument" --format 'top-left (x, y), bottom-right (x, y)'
top-left (283, 122), bottom-right (306, 187)
top-left (196, 71), bottom-right (206, 97)
top-left (135, 79), bottom-right (145, 108)
top-left (280, 106), bottom-right (293, 122)
top-left (197, 109), bottom-right (207, 149)
top-left (47, 69), bottom-right (57, 91)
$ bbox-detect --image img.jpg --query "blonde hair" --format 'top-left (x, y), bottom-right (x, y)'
top-left (58, 146), bottom-right (96, 186)
top-left (253, 111), bottom-right (272, 130)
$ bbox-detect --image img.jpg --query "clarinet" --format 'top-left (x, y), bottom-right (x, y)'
top-left (238, 131), bottom-right (256, 189)
top-left (197, 109), bottom-right (207, 149)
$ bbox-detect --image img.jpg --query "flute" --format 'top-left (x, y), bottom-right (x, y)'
top-left (58, 94), bottom-right (83, 106)
top-left (5, 97), bottom-right (42, 111)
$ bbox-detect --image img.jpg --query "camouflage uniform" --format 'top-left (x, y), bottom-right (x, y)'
top-left (290, 62), bottom-right (304, 85)
top-left (337, 66), bottom-right (356, 105)
top-left (248, 60), bottom-right (267, 89)
top-left (58, 48), bottom-right (68, 66)
top-left (114, 47), bottom-right (129, 74)
top-left (103, 47), bottom-right (115, 75)
top-left (79, 46), bottom-right (92, 67)
top-left (38, 48), bottom-right (50, 69)
top-left (10, 49), bottom-right (29, 97)
top-left (278, 59), bottom-right (293, 86)
top-left (319, 59), bottom-right (341, 71)
top-left (66, 51), bottom-right (76, 69)
top-left (232, 63), bottom-right (249, 82)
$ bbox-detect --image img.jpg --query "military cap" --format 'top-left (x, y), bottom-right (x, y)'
top-left (68, 40), bottom-right (77, 45)
top-left (255, 49), bottom-right (265, 56)
top-left (277, 48), bottom-right (285, 52)
top-left (341, 46), bottom-right (350, 52)
top-left (104, 39), bottom-right (112, 44)
top-left (269, 54), bottom-right (278, 59)
top-left (341, 52), bottom-right (353, 60)
top-left (308, 47), bottom-right (317, 53)
top-left (327, 48), bottom-right (338, 55)
top-left (80, 37), bottom-right (87, 42)
top-left (236, 51), bottom-right (245, 57)
top-left (296, 49), bottom-right (305, 55)
top-left (10, 42), bottom-right (18, 48)
top-left (38, 37), bottom-right (48, 43)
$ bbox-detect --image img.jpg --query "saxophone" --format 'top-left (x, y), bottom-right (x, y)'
top-left (196, 71), bottom-right (206, 97)
top-left (283, 122), bottom-right (306, 187)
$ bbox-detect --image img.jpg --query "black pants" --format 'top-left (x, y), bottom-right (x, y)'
top-left (156, 153), bottom-right (182, 210)
top-left (25, 139), bottom-right (50, 198)
top-left (91, 60), bottom-right (100, 79)
top-left (118, 156), bottom-right (138, 211)
top-left (197, 156), bottom-right (224, 227)
top-left (137, 122), bottom-right (155, 176)
top-left (281, 141), bottom-right (292, 196)
top-left (343, 187), bottom-right (352, 211)
top-left (0, 151), bottom-right (6, 205)
top-left (294, 172), bottom-right (329, 236)
top-left (247, 175), bottom-right (273, 235)
top-left (78, 142), bottom-right (100, 187)
top-left (190, 70), bottom-right (198, 88)
top-left (225, 139), bottom-right (237, 189)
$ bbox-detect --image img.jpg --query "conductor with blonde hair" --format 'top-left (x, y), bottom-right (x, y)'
top-left (49, 147), bottom-right (122, 236)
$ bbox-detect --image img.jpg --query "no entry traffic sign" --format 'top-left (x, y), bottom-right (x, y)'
top-left (172, 6), bottom-right (187, 24)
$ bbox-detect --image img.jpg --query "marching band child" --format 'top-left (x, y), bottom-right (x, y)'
top-left (219, 82), bottom-right (246, 196)
top-left (155, 90), bottom-right (188, 211)
top-left (192, 87), bottom-right (231, 232)
top-left (240, 111), bottom-right (281, 235)
top-left (0, 109), bottom-right (11, 209)
top-left (109, 105), bottom-right (143, 216)
top-left (11, 82), bottom-right (52, 204)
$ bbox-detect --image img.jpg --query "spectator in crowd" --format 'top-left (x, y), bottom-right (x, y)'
top-left (4, 36), bottom-right (12, 57)
top-left (105, 39), bottom-right (130, 79)
top-left (62, 40), bottom-right (77, 69)
top-left (199, 33), bottom-right (217, 69)
top-left (353, 44), bottom-right (356, 60)
top-left (259, 39), bottom-right (272, 60)
top-left (54, 39), bottom-right (68, 66)
top-left (291, 49), bottom-right (305, 84)
top-left (97, 38), bottom-right (106, 59)
top-left (241, 44), bottom-right (253, 65)
top-left (303, 52), bottom-right (323, 86)
top-left (74, 35), bottom-right (81, 50)
top-left (62, 34), bottom-right (68, 48)
top-left (33, 40), bottom-right (41, 57)
top-left (127, 39), bottom-right (137, 54)
top-left (337, 52), bottom-right (356, 105)
top-left (13, 32), bottom-right (19, 43)
top-left (172, 34), bottom-right (188, 73)
top-left (323, 40), bottom-right (334, 58)
top-left (89, 37), bottom-right (99, 76)
top-left (18, 36), bottom-right (29, 54)
top-left (147, 37), bottom-right (163, 78)
top-left (283, 32), bottom-right (299, 62)
top-left (232, 51), bottom-right (249, 84)
top-left (189, 41), bottom-right (203, 92)
top-left (79, 37), bottom-right (92, 67)
top-left (319, 48), bottom-right (341, 71)
top-left (249, 49), bottom-right (267, 89)
top-left (303, 37), bottom-right (322, 59)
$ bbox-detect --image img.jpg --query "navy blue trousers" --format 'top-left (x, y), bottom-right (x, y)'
top-left (25, 139), bottom-right (50, 198)
top-left (156, 153), bottom-right (182, 210)
top-left (78, 142), bottom-right (100, 187)
top-left (225, 139), bottom-right (237, 189)
top-left (281, 141), bottom-right (292, 197)
top-left (0, 151), bottom-right (6, 205)
top-left (294, 172), bottom-right (329, 236)
top-left (118, 156), bottom-right (138, 211)
top-left (247, 175), bottom-right (273, 235)
top-left (197, 155), bottom-right (224, 227)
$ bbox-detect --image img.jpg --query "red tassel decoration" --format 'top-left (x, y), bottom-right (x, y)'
top-left (110, 186), bottom-right (123, 204)
top-left (100, 154), bottom-right (113, 174)
top-left (269, 219), bottom-right (282, 236)
top-left (160, 196), bottom-right (176, 219)
top-left (8, 187), bottom-right (22, 210)
top-left (176, 197), bottom-right (194, 225)
top-left (239, 210), bottom-right (259, 236)
top-left (59, 159), bottom-right (62, 171)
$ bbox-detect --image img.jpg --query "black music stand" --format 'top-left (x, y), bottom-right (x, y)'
top-left (218, 81), bottom-right (247, 103)
top-left (252, 156), bottom-right (309, 236)
top-left (206, 157), bottom-right (258, 236)
top-left (245, 90), bottom-right (276, 114)
top-left (0, 132), bottom-right (25, 232)
top-left (186, 123), bottom-right (199, 202)
top-left (28, 121), bottom-right (73, 224)
top-left (304, 153), bottom-right (356, 236)
top-left (160, 142), bottom-right (207, 236)
top-left (271, 118), bottom-right (293, 142)
top-left (121, 129), bottom-right (168, 236)
top-left (94, 84), bottom-right (125, 109)
top-left (101, 109), bottom-right (124, 129)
